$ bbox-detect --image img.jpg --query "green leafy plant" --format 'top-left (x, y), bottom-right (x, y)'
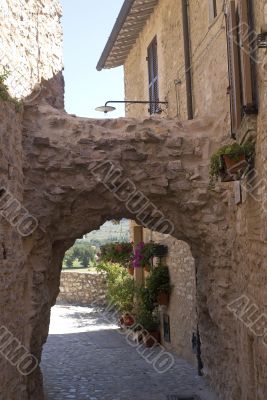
top-left (63, 243), bottom-right (96, 268)
top-left (96, 262), bottom-right (135, 312)
top-left (209, 141), bottom-right (255, 185)
top-left (0, 66), bottom-right (22, 112)
top-left (135, 309), bottom-right (159, 332)
top-left (99, 242), bottom-right (133, 267)
top-left (71, 258), bottom-right (82, 268)
top-left (134, 286), bottom-right (160, 331)
top-left (131, 242), bottom-right (155, 269)
top-left (136, 286), bottom-right (154, 312)
top-left (146, 266), bottom-right (172, 302)
top-left (140, 242), bottom-right (155, 267)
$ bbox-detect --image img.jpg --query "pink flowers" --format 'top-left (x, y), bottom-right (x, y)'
top-left (132, 242), bottom-right (145, 268)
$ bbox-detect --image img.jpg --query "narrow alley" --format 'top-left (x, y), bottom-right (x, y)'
top-left (41, 304), bottom-right (218, 400)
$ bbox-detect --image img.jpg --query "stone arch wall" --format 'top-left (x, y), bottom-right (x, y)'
top-left (1, 82), bottom-right (266, 400)
top-left (20, 88), bottom-right (232, 399)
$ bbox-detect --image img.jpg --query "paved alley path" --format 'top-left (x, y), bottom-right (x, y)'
top-left (41, 304), bottom-right (218, 400)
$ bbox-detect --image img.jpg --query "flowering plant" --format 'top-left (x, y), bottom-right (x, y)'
top-left (132, 242), bottom-right (154, 268)
top-left (100, 242), bottom-right (133, 267)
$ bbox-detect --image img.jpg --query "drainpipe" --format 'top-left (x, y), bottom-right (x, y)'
top-left (182, 0), bottom-right (193, 120)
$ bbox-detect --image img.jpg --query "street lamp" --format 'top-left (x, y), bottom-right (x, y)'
top-left (95, 100), bottom-right (168, 114)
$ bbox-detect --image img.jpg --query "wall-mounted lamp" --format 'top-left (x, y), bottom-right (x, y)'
top-left (95, 100), bottom-right (168, 114)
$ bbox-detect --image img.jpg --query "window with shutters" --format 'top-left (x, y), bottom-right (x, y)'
top-left (226, 0), bottom-right (257, 138)
top-left (147, 37), bottom-right (159, 115)
top-left (209, 0), bottom-right (217, 22)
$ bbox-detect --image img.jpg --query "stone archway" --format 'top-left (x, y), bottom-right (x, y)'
top-left (20, 93), bottom-right (234, 399)
top-left (1, 82), bottom-right (245, 400)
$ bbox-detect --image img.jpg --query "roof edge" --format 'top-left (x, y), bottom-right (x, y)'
top-left (96, 0), bottom-right (135, 71)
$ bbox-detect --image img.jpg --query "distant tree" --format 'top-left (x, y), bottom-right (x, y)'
top-left (63, 243), bottom-right (96, 268)
top-left (72, 258), bottom-right (82, 268)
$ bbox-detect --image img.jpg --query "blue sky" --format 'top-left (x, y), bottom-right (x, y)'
top-left (61, 0), bottom-right (125, 118)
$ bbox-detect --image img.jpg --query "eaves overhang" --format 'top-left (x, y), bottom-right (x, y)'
top-left (96, 0), bottom-right (159, 71)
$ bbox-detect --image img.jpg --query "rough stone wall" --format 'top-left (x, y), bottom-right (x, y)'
top-left (58, 271), bottom-right (107, 306)
top-left (123, 1), bottom-right (267, 399)
top-left (0, 79), bottom-right (266, 400)
top-left (124, 0), bottom-right (200, 369)
top-left (0, 1), bottom-right (266, 400)
top-left (0, 102), bottom-right (29, 400)
top-left (0, 0), bottom-right (63, 100)
top-left (20, 101), bottom-right (229, 399)
top-left (151, 232), bottom-right (197, 366)
top-left (0, 1), bottom-right (63, 398)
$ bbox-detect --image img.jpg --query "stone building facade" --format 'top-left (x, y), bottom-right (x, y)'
top-left (0, 1), bottom-right (267, 400)
top-left (97, 0), bottom-right (267, 399)
top-left (98, 0), bottom-right (232, 370)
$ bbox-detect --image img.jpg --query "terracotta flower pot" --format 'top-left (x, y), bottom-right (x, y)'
top-left (143, 330), bottom-right (161, 347)
top-left (128, 267), bottom-right (134, 276)
top-left (222, 154), bottom-right (247, 174)
top-left (123, 314), bottom-right (135, 327)
top-left (144, 265), bottom-right (150, 273)
top-left (157, 292), bottom-right (169, 306)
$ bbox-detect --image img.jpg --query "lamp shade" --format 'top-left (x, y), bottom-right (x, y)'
top-left (95, 105), bottom-right (116, 113)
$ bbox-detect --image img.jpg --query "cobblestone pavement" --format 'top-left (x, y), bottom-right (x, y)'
top-left (41, 304), bottom-right (218, 400)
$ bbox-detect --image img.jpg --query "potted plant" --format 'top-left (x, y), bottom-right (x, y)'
top-left (127, 266), bottom-right (134, 276)
top-left (209, 141), bottom-right (255, 185)
top-left (146, 266), bottom-right (172, 306)
top-left (120, 312), bottom-right (135, 328)
top-left (100, 242), bottom-right (133, 266)
top-left (141, 242), bottom-right (154, 271)
top-left (131, 242), bottom-right (154, 271)
top-left (136, 310), bottom-right (160, 347)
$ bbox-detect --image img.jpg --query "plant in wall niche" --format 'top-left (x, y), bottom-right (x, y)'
top-left (0, 66), bottom-right (22, 112)
top-left (146, 266), bottom-right (172, 306)
top-left (209, 141), bottom-right (255, 186)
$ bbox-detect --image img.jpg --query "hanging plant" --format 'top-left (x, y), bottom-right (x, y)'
top-left (99, 242), bottom-right (133, 267)
top-left (131, 242), bottom-right (154, 269)
top-left (209, 141), bottom-right (255, 186)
